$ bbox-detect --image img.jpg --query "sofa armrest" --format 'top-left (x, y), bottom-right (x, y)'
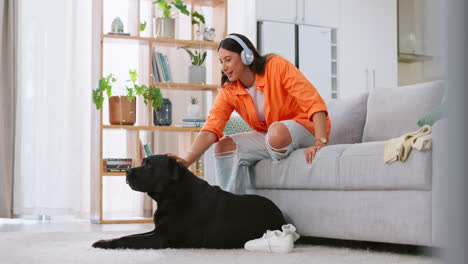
top-left (431, 118), bottom-right (448, 247)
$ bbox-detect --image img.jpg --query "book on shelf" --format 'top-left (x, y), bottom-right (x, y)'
top-left (175, 117), bottom-right (206, 127)
top-left (152, 52), bottom-right (160, 82)
top-left (105, 168), bottom-right (129, 173)
top-left (152, 50), bottom-right (172, 82)
top-left (105, 164), bottom-right (132, 169)
top-left (182, 118), bottom-right (207, 123)
top-left (105, 158), bottom-right (132, 161)
top-left (139, 142), bottom-right (153, 163)
top-left (103, 158), bottom-right (133, 167)
top-left (159, 52), bottom-right (169, 82)
top-left (164, 54), bottom-right (173, 82)
top-left (176, 122), bottom-right (205, 127)
top-left (107, 32), bottom-right (130, 36)
top-left (155, 52), bottom-right (164, 82)
top-left (144, 144), bottom-right (153, 157)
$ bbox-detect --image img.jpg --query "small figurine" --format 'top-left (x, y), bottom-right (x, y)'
top-left (203, 27), bottom-right (216, 41)
top-left (111, 17), bottom-right (124, 33)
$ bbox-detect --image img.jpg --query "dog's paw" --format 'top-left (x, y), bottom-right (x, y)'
top-left (92, 239), bottom-right (119, 249)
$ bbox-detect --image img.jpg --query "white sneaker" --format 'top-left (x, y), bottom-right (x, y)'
top-left (244, 224), bottom-right (300, 253)
top-left (281, 224), bottom-right (300, 242)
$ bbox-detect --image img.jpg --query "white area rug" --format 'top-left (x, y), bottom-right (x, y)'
top-left (0, 231), bottom-right (439, 264)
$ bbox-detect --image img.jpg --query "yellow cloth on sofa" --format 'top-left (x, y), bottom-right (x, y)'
top-left (384, 125), bottom-right (432, 164)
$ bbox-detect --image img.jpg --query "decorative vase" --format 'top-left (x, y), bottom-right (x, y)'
top-left (203, 27), bottom-right (216, 41)
top-left (108, 96), bottom-right (136, 125)
top-left (188, 65), bottom-right (206, 84)
top-left (186, 104), bottom-right (201, 118)
top-left (111, 17), bottom-right (124, 33)
top-left (155, 17), bottom-right (175, 38)
top-left (153, 98), bottom-right (172, 126)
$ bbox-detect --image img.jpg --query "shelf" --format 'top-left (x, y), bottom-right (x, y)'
top-left (152, 82), bottom-right (219, 91)
top-left (103, 170), bottom-right (203, 176)
top-left (102, 172), bottom-right (127, 176)
top-left (141, 0), bottom-right (226, 7)
top-left (103, 171), bottom-right (204, 178)
top-left (95, 0), bottom-right (226, 224)
top-left (398, 53), bottom-right (433, 63)
top-left (102, 125), bottom-right (202, 132)
top-left (100, 219), bottom-right (153, 224)
top-left (102, 34), bottom-right (220, 49)
top-left (192, 0), bottom-right (226, 6)
top-left (194, 172), bottom-right (204, 178)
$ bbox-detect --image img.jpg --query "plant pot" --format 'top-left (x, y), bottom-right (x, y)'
top-left (187, 104), bottom-right (201, 118)
top-left (153, 98), bottom-right (172, 126)
top-left (188, 65), bottom-right (206, 84)
top-left (108, 96), bottom-right (136, 125)
top-left (155, 17), bottom-right (175, 38)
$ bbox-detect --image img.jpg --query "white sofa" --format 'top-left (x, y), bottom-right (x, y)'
top-left (204, 81), bottom-right (447, 246)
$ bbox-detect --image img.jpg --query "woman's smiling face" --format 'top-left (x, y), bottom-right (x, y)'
top-left (218, 48), bottom-right (249, 82)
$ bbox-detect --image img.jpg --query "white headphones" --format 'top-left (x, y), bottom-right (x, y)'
top-left (225, 35), bottom-right (254, 65)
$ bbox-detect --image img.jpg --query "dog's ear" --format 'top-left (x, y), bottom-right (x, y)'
top-left (167, 157), bottom-right (184, 181)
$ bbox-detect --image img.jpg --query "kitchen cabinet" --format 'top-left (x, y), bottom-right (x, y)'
top-left (258, 21), bottom-right (336, 99)
top-left (339, 0), bottom-right (397, 96)
top-left (256, 0), bottom-right (339, 27)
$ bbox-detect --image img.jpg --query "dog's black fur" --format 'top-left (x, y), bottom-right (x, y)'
top-left (92, 155), bottom-right (286, 249)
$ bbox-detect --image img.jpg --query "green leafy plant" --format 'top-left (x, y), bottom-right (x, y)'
top-left (125, 70), bottom-right (163, 110)
top-left (153, 0), bottom-right (190, 18)
top-left (143, 86), bottom-right (164, 110)
top-left (180, 48), bottom-right (207, 66)
top-left (125, 69), bottom-right (145, 101)
top-left (92, 73), bottom-right (116, 110)
top-left (92, 70), bottom-right (157, 110)
top-left (140, 21), bottom-right (147, 32)
top-left (191, 11), bottom-right (205, 26)
top-left (190, 96), bottom-right (199, 105)
top-left (92, 70), bottom-right (164, 111)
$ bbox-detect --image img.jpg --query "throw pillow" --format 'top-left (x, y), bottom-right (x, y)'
top-left (362, 80), bottom-right (445, 142)
top-left (223, 116), bottom-right (253, 136)
top-left (417, 102), bottom-right (447, 127)
top-left (325, 92), bottom-right (369, 145)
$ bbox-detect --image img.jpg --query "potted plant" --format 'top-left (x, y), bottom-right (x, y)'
top-left (125, 70), bottom-right (171, 126)
top-left (93, 73), bottom-right (136, 126)
top-left (187, 96), bottom-right (201, 118)
top-left (140, 21), bottom-right (147, 32)
top-left (152, 0), bottom-right (190, 38)
top-left (141, 84), bottom-right (171, 126)
top-left (181, 48), bottom-right (207, 84)
top-left (92, 70), bottom-right (144, 126)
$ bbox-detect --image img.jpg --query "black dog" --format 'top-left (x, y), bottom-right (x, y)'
top-left (92, 155), bottom-right (286, 249)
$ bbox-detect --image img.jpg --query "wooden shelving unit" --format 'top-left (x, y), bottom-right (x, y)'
top-left (92, 0), bottom-right (227, 224)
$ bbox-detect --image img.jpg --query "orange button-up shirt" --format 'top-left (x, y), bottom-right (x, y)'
top-left (201, 55), bottom-right (331, 142)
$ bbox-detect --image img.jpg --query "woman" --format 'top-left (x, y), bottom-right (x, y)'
top-left (167, 33), bottom-right (331, 194)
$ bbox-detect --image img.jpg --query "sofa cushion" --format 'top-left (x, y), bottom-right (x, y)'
top-left (338, 141), bottom-right (431, 190)
top-left (252, 142), bottom-right (431, 191)
top-left (362, 80), bottom-right (445, 142)
top-left (252, 144), bottom-right (350, 189)
top-left (326, 93), bottom-right (368, 145)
